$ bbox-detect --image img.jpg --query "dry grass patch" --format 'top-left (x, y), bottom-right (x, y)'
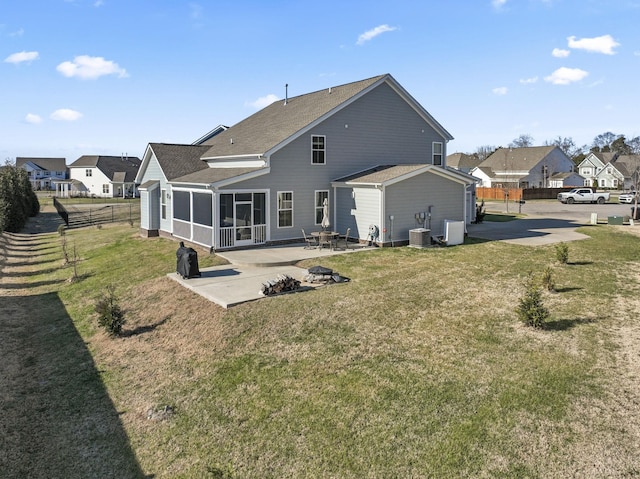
top-left (4, 219), bottom-right (640, 477)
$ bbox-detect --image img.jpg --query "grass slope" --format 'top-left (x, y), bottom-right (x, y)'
top-left (2, 217), bottom-right (640, 478)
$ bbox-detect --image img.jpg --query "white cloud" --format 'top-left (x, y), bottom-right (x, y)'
top-left (567, 34), bottom-right (619, 55)
top-left (492, 0), bottom-right (508, 9)
top-left (9, 28), bottom-right (24, 37)
top-left (544, 67), bottom-right (588, 85)
top-left (94, 0), bottom-right (104, 6)
top-left (25, 113), bottom-right (42, 124)
top-left (246, 94), bottom-right (279, 109)
top-left (4, 51), bottom-right (39, 64)
top-left (56, 55), bottom-right (128, 79)
top-left (50, 109), bottom-right (83, 121)
top-left (492, 86), bottom-right (508, 95)
top-left (552, 48), bottom-right (570, 58)
top-left (519, 77), bottom-right (538, 84)
top-left (356, 24), bottom-right (397, 46)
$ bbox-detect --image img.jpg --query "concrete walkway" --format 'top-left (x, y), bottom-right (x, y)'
top-left (466, 215), bottom-right (592, 246)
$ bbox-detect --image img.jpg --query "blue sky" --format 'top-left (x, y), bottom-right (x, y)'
top-left (2, 0), bottom-right (640, 163)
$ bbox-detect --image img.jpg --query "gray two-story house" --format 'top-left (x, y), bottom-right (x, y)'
top-left (136, 74), bottom-right (476, 250)
top-left (16, 157), bottom-right (68, 191)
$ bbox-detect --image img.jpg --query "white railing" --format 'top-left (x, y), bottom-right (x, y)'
top-left (218, 224), bottom-right (267, 249)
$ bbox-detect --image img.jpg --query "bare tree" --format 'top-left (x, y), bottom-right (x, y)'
top-left (545, 136), bottom-right (581, 160)
top-left (474, 145), bottom-right (497, 162)
top-left (591, 132), bottom-right (618, 152)
top-left (508, 134), bottom-right (534, 148)
top-left (628, 136), bottom-right (640, 155)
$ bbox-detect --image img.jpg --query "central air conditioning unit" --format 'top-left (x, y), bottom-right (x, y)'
top-left (409, 228), bottom-right (431, 248)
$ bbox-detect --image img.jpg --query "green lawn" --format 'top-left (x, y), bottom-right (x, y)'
top-left (3, 219), bottom-right (640, 478)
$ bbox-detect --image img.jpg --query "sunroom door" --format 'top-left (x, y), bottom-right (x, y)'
top-left (235, 198), bottom-right (253, 246)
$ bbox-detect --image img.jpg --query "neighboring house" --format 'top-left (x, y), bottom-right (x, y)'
top-left (16, 157), bottom-right (67, 191)
top-left (548, 172), bottom-right (585, 188)
top-left (192, 124), bottom-right (228, 145)
top-left (596, 155), bottom-right (640, 190)
top-left (136, 74), bottom-right (476, 250)
top-left (470, 146), bottom-right (575, 188)
top-left (446, 152), bottom-right (482, 174)
top-left (65, 155), bottom-right (141, 198)
top-left (576, 152), bottom-right (617, 187)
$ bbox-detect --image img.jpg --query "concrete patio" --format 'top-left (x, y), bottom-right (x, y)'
top-left (167, 242), bottom-right (376, 308)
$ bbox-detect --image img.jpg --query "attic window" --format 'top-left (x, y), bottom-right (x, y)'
top-left (311, 135), bottom-right (326, 165)
top-left (432, 142), bottom-right (443, 166)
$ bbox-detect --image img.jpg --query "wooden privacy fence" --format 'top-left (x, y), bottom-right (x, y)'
top-left (476, 187), bottom-right (523, 201)
top-left (476, 187), bottom-right (573, 201)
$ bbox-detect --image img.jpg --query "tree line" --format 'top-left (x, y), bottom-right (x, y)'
top-left (0, 161), bottom-right (40, 233)
top-left (471, 132), bottom-right (640, 164)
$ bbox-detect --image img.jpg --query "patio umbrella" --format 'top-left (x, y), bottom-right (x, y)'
top-left (321, 198), bottom-right (330, 230)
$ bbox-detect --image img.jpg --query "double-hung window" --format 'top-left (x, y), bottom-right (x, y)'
top-left (312, 135), bottom-right (326, 165)
top-left (102, 184), bottom-right (109, 194)
top-left (86, 169), bottom-right (92, 177)
top-left (432, 142), bottom-right (443, 166)
top-left (278, 191), bottom-right (293, 228)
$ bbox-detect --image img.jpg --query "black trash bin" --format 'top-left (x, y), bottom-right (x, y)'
top-left (176, 242), bottom-right (201, 279)
top-left (631, 207), bottom-right (640, 221)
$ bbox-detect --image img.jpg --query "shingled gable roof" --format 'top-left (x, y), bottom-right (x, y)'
top-left (70, 155), bottom-right (142, 182)
top-left (146, 143), bottom-right (211, 181)
top-left (332, 164), bottom-right (474, 186)
top-left (611, 154), bottom-right (640, 177)
top-left (480, 146), bottom-right (557, 170)
top-left (16, 157), bottom-right (67, 171)
top-left (200, 74), bottom-right (453, 160)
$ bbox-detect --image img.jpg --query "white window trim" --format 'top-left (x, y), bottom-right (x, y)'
top-left (314, 190), bottom-right (329, 225)
top-left (311, 135), bottom-right (326, 165)
top-left (432, 142), bottom-right (443, 166)
top-left (277, 191), bottom-right (294, 228)
top-left (161, 189), bottom-right (167, 220)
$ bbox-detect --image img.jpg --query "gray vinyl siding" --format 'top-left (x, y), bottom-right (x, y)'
top-left (140, 190), bottom-right (151, 230)
top-left (335, 187), bottom-right (357, 237)
top-left (227, 82), bottom-right (449, 242)
top-left (385, 173), bottom-right (464, 239)
top-left (350, 187), bottom-right (382, 241)
top-left (139, 152), bottom-right (173, 233)
top-left (140, 187), bottom-right (160, 230)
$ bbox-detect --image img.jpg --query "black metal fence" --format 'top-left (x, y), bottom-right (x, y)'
top-left (53, 198), bottom-right (140, 228)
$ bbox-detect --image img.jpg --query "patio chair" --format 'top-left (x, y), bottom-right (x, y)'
top-left (318, 231), bottom-right (334, 250)
top-left (302, 229), bottom-right (318, 249)
top-left (334, 228), bottom-right (351, 250)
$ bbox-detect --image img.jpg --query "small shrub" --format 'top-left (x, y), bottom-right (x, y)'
top-left (555, 242), bottom-right (569, 264)
top-left (474, 200), bottom-right (486, 224)
top-left (95, 285), bottom-right (126, 336)
top-left (60, 235), bottom-right (69, 265)
top-left (516, 273), bottom-right (549, 328)
top-left (541, 266), bottom-right (556, 292)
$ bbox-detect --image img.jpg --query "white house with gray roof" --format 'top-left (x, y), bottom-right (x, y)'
top-left (16, 157), bottom-right (68, 191)
top-left (66, 155), bottom-right (141, 198)
top-left (471, 146), bottom-right (576, 188)
top-left (136, 74), bottom-right (476, 249)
